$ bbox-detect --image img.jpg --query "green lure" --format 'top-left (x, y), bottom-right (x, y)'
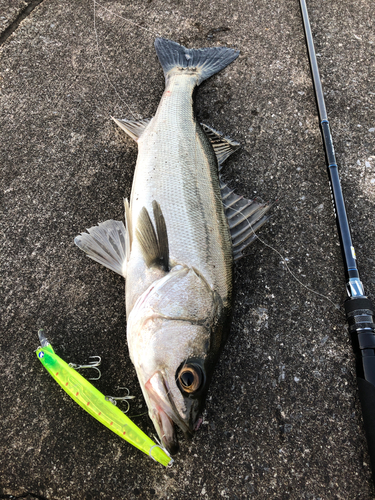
top-left (36, 330), bottom-right (173, 467)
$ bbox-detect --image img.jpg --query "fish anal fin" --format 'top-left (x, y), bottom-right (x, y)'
top-left (112, 117), bottom-right (151, 141)
top-left (201, 123), bottom-right (240, 169)
top-left (74, 220), bottom-right (128, 277)
top-left (136, 201), bottom-right (169, 271)
top-left (220, 177), bottom-right (271, 261)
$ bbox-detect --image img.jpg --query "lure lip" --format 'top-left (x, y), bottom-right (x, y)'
top-left (38, 329), bottom-right (50, 348)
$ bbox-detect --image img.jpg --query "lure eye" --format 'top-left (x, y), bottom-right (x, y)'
top-left (177, 363), bottom-right (204, 394)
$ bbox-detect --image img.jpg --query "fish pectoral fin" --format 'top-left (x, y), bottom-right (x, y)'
top-left (136, 201), bottom-right (169, 272)
top-left (111, 117), bottom-right (151, 141)
top-left (220, 177), bottom-right (272, 261)
top-left (74, 220), bottom-right (128, 277)
top-left (201, 123), bottom-right (240, 169)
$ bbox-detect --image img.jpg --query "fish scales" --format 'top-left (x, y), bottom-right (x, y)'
top-left (130, 72), bottom-right (233, 309)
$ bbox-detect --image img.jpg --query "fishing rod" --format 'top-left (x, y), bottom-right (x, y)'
top-left (299, 0), bottom-right (375, 480)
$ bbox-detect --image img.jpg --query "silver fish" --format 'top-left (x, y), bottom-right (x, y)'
top-left (75, 38), bottom-right (270, 454)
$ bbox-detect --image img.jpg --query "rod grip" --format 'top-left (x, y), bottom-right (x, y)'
top-left (357, 378), bottom-right (375, 478)
top-left (345, 296), bottom-right (375, 477)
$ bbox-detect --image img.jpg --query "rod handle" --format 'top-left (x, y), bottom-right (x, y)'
top-left (357, 378), bottom-right (375, 479)
top-left (345, 296), bottom-right (375, 478)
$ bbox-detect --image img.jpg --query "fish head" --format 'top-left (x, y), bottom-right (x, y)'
top-left (127, 266), bottom-right (225, 454)
top-left (130, 317), bottom-right (212, 455)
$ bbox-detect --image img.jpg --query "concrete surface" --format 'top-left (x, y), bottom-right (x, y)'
top-left (1, 0), bottom-right (374, 498)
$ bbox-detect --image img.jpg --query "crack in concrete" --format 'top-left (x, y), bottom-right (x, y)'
top-left (0, 0), bottom-right (45, 46)
top-left (0, 493), bottom-right (49, 500)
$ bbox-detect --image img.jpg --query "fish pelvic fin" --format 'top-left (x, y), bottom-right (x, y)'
top-left (136, 201), bottom-right (169, 272)
top-left (201, 124), bottom-right (240, 169)
top-left (154, 38), bottom-right (239, 86)
top-left (124, 198), bottom-right (133, 252)
top-left (74, 220), bottom-right (128, 277)
top-left (111, 117), bottom-right (151, 142)
top-left (220, 177), bottom-right (271, 261)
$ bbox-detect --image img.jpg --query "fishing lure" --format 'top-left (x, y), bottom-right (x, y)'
top-left (35, 330), bottom-right (173, 467)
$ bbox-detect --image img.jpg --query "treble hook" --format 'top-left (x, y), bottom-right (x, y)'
top-left (105, 387), bottom-right (135, 413)
top-left (68, 355), bottom-right (102, 380)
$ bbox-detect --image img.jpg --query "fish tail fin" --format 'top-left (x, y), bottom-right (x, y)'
top-left (154, 38), bottom-right (239, 85)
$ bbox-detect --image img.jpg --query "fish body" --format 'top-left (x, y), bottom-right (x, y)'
top-left (75, 38), bottom-right (270, 454)
top-left (126, 64), bottom-right (233, 316)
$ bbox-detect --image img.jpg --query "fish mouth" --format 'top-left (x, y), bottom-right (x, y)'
top-left (151, 405), bottom-right (180, 455)
top-left (145, 372), bottom-right (195, 455)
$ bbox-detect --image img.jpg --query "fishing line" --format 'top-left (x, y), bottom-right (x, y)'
top-left (128, 411), bottom-right (148, 418)
top-left (218, 188), bottom-right (343, 314)
top-left (94, 0), bottom-right (159, 36)
top-left (93, 0), bottom-right (148, 120)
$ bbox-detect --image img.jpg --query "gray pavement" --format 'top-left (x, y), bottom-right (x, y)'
top-left (1, 0), bottom-right (375, 498)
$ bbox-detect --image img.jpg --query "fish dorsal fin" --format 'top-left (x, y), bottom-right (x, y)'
top-left (220, 176), bottom-right (271, 261)
top-left (111, 117), bottom-right (151, 141)
top-left (74, 220), bottom-right (128, 277)
top-left (201, 124), bottom-right (240, 169)
top-left (136, 201), bottom-right (169, 271)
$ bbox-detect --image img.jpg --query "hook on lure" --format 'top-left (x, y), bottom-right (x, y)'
top-left (149, 436), bottom-right (175, 468)
top-left (105, 387), bottom-right (136, 413)
top-left (37, 329), bottom-right (102, 381)
top-left (68, 356), bottom-right (102, 380)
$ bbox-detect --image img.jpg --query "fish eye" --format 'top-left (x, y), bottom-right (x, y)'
top-left (177, 363), bottom-right (204, 394)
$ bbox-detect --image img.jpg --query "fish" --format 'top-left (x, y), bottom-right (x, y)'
top-left (74, 38), bottom-right (270, 455)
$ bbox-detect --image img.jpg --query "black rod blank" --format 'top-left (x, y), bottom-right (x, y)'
top-left (299, 0), bottom-right (375, 481)
top-left (300, 0), bottom-right (362, 296)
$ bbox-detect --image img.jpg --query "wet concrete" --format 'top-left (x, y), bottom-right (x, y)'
top-left (1, 0), bottom-right (375, 498)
